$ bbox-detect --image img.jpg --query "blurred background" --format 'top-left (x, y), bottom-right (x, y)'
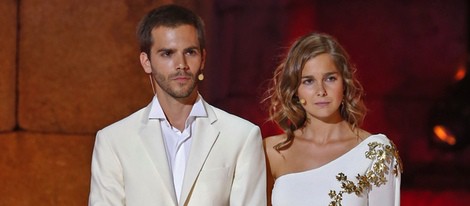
top-left (0, 0), bottom-right (469, 205)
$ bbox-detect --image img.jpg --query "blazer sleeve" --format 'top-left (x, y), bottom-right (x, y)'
top-left (229, 126), bottom-right (267, 206)
top-left (88, 130), bottom-right (125, 206)
top-left (368, 141), bottom-right (403, 206)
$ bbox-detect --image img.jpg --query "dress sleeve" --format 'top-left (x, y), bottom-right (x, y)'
top-left (368, 140), bottom-right (403, 206)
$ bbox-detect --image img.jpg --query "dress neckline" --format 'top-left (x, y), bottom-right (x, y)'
top-left (275, 134), bottom-right (384, 181)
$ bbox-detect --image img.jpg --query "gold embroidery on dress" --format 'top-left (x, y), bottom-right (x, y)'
top-left (328, 141), bottom-right (403, 206)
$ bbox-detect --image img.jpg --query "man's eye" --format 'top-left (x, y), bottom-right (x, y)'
top-left (160, 50), bottom-right (173, 57)
top-left (186, 50), bottom-right (198, 56)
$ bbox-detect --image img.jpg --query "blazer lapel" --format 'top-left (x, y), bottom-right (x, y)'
top-left (179, 102), bottom-right (220, 205)
top-left (139, 105), bottom-right (178, 204)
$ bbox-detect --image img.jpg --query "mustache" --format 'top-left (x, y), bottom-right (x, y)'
top-left (169, 71), bottom-right (194, 78)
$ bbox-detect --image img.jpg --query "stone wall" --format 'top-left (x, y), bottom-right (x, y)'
top-left (0, 0), bottom-right (17, 131)
top-left (17, 0), bottom-right (158, 134)
top-left (0, 132), bottom-right (93, 205)
top-left (1, 1), bottom-right (177, 205)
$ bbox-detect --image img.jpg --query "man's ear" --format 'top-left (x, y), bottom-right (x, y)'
top-left (140, 52), bottom-right (152, 74)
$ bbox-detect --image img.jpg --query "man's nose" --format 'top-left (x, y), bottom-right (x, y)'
top-left (176, 54), bottom-right (189, 70)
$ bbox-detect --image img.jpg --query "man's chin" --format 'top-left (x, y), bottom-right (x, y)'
top-left (171, 88), bottom-right (197, 99)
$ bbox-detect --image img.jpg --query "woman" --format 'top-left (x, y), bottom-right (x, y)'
top-left (263, 33), bottom-right (402, 206)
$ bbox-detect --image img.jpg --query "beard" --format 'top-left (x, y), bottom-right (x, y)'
top-left (152, 68), bottom-right (198, 99)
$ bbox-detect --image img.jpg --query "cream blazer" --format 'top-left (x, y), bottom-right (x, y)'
top-left (88, 99), bottom-right (266, 206)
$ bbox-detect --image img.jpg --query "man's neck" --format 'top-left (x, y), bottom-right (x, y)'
top-left (156, 92), bottom-right (198, 131)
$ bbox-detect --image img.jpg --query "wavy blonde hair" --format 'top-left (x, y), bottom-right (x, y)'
top-left (265, 33), bottom-right (367, 151)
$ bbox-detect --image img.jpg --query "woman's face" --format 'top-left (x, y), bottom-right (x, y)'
top-left (297, 53), bottom-right (344, 123)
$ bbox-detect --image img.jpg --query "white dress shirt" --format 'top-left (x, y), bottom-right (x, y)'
top-left (148, 95), bottom-right (207, 203)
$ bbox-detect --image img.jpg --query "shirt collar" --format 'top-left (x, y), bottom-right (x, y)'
top-left (148, 94), bottom-right (207, 120)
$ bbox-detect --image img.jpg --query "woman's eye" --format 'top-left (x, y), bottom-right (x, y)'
top-left (325, 76), bottom-right (337, 82)
top-left (302, 79), bottom-right (313, 85)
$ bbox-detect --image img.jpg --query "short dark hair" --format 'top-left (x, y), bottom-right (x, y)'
top-left (137, 4), bottom-right (206, 56)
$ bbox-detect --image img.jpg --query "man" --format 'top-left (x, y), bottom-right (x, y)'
top-left (88, 4), bottom-right (266, 206)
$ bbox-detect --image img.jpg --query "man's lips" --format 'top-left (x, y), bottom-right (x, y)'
top-left (172, 75), bottom-right (191, 81)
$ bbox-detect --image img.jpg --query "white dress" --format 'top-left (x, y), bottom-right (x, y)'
top-left (271, 134), bottom-right (402, 206)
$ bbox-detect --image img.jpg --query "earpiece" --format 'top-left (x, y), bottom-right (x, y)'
top-left (149, 74), bottom-right (156, 95)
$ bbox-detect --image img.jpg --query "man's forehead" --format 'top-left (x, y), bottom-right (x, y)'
top-left (150, 26), bottom-right (200, 48)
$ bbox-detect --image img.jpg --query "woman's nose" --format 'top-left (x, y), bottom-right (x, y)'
top-left (316, 83), bottom-right (327, 97)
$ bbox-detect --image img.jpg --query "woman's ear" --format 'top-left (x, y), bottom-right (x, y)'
top-left (140, 52), bottom-right (152, 74)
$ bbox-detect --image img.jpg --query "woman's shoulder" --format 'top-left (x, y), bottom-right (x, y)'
top-left (263, 133), bottom-right (287, 154)
top-left (264, 133), bottom-right (286, 146)
top-left (263, 133), bottom-right (288, 178)
top-left (362, 133), bottom-right (403, 173)
top-left (363, 133), bottom-right (395, 146)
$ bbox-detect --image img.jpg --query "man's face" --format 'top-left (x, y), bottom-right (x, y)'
top-left (140, 25), bottom-right (205, 100)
